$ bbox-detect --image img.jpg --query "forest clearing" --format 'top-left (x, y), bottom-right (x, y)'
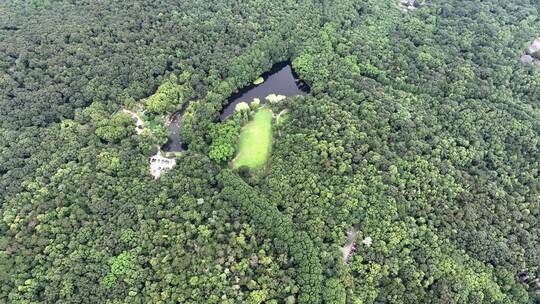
top-left (232, 108), bottom-right (273, 169)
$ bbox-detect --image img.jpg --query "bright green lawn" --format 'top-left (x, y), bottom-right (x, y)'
top-left (232, 108), bottom-right (273, 169)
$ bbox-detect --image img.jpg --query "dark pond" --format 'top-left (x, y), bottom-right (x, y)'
top-left (220, 62), bottom-right (309, 121)
top-left (162, 104), bottom-right (189, 152)
top-left (163, 62), bottom-right (309, 152)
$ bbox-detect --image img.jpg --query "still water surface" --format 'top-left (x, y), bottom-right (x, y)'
top-left (164, 62), bottom-right (309, 152)
top-left (220, 62), bottom-right (308, 121)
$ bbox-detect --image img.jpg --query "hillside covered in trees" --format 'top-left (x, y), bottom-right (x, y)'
top-left (1, 0), bottom-right (540, 303)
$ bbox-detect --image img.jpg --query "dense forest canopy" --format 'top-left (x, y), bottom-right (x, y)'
top-left (1, 0), bottom-right (540, 303)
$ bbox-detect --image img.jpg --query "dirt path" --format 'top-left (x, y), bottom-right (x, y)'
top-left (275, 108), bottom-right (290, 125)
top-left (340, 230), bottom-right (357, 263)
top-left (122, 109), bottom-right (144, 134)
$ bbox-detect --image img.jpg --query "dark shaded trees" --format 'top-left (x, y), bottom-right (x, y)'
top-left (2, 0), bottom-right (540, 303)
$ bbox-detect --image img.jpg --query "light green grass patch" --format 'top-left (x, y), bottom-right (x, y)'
top-left (232, 108), bottom-right (273, 170)
top-left (253, 76), bottom-right (264, 85)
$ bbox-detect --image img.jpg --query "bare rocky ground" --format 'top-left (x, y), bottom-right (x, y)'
top-left (149, 150), bottom-right (176, 179)
top-left (521, 37), bottom-right (540, 66)
top-left (341, 230), bottom-right (357, 263)
top-left (399, 0), bottom-right (426, 12)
